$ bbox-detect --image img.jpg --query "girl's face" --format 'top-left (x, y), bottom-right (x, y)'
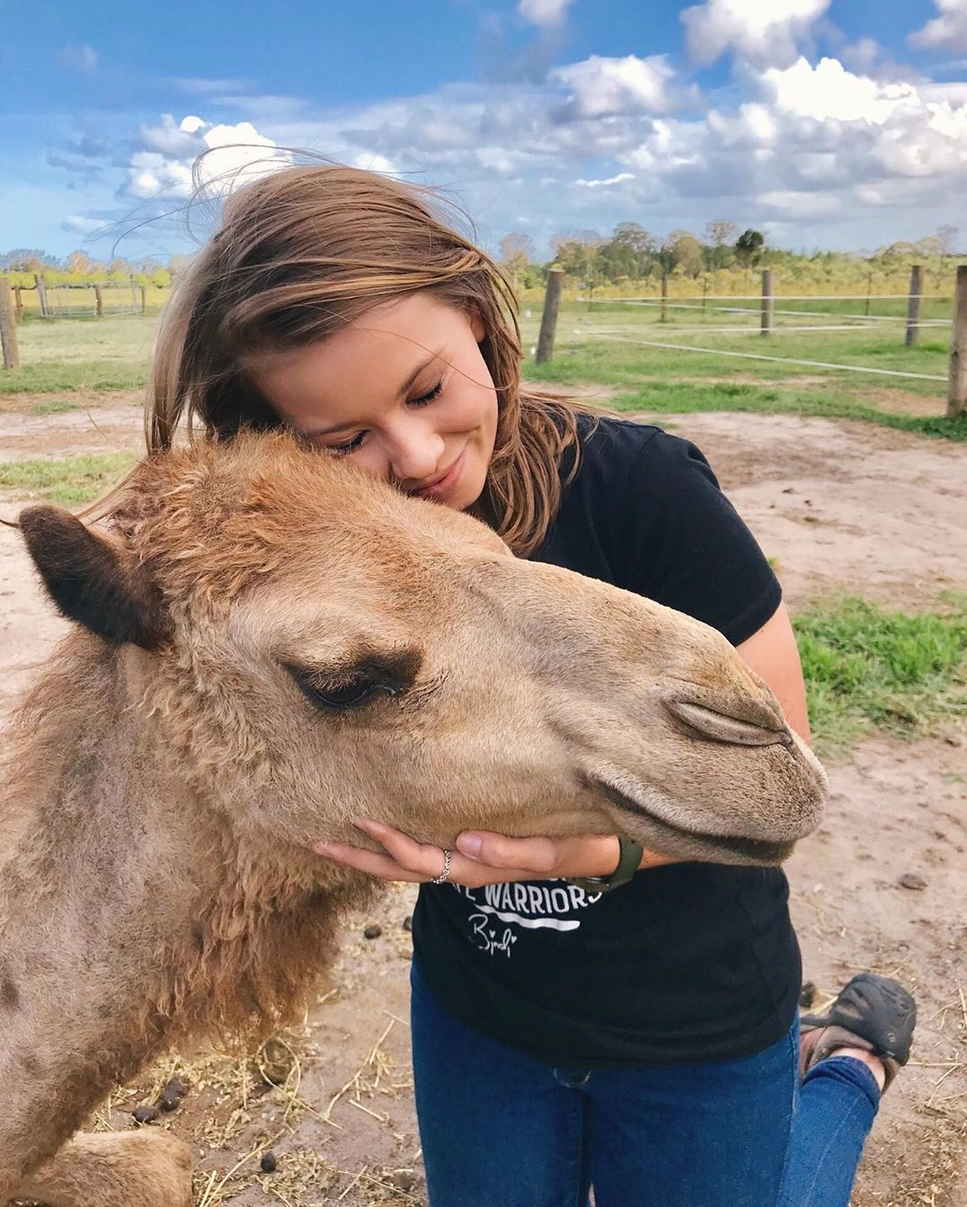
top-left (249, 293), bottom-right (500, 512)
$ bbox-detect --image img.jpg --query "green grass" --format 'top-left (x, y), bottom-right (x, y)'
top-left (0, 313), bottom-right (155, 393)
top-left (796, 595), bottom-right (967, 753)
top-left (522, 335), bottom-right (967, 441)
top-left (0, 452), bottom-right (138, 505)
top-left (611, 381), bottom-right (967, 441)
top-left (27, 399), bottom-right (80, 415)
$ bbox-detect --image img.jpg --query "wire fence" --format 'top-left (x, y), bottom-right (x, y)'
top-left (530, 267), bottom-right (967, 418)
top-left (602, 296), bottom-right (952, 331)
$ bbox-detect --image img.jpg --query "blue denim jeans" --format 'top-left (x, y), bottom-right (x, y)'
top-left (411, 962), bottom-right (880, 1207)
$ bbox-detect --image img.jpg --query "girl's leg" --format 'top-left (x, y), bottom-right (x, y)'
top-left (779, 972), bottom-right (915, 1206)
top-left (409, 962), bottom-right (591, 1207)
top-left (777, 1057), bottom-right (880, 1207)
top-left (587, 1022), bottom-right (799, 1207)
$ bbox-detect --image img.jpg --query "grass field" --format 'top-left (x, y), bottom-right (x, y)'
top-left (518, 299), bottom-right (966, 440)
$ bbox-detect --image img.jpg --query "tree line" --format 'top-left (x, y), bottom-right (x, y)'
top-left (498, 222), bottom-right (961, 292)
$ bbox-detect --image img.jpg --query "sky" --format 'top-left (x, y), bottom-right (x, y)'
top-left (4, 0), bottom-right (967, 261)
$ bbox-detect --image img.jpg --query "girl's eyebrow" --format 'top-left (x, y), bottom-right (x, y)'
top-left (303, 349), bottom-right (443, 438)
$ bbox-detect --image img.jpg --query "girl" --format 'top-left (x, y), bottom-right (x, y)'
top-left (148, 161), bottom-right (915, 1207)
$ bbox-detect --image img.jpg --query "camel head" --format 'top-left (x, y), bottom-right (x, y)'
top-left (19, 431), bottom-right (826, 867)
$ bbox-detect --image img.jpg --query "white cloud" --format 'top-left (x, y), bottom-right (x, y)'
top-left (518, 0), bottom-right (573, 29)
top-left (910, 0), bottom-right (967, 53)
top-left (574, 172), bottom-right (635, 188)
top-left (761, 57), bottom-right (919, 123)
top-left (612, 54), bottom-right (967, 230)
top-left (681, 0), bottom-right (831, 68)
top-left (550, 55), bottom-right (678, 117)
top-left (48, 54), bottom-right (967, 257)
top-left (352, 152), bottom-right (397, 173)
top-left (60, 44), bottom-right (98, 73)
top-left (125, 118), bottom-right (291, 199)
top-left (62, 215), bottom-right (109, 234)
top-left (169, 76), bottom-right (250, 95)
top-left (758, 190), bottom-right (841, 216)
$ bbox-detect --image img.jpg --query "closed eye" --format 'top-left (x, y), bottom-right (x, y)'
top-left (283, 649), bottom-right (423, 714)
top-left (409, 380), bottom-right (444, 407)
top-left (327, 382), bottom-right (444, 456)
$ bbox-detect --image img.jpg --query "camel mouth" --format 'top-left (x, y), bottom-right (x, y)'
top-left (591, 779), bottom-right (794, 864)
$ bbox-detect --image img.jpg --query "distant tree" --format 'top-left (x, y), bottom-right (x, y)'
top-left (735, 229), bottom-right (765, 267)
top-left (936, 224), bottom-right (958, 258)
top-left (704, 220), bottom-right (737, 270)
top-left (168, 253), bottom-right (196, 282)
top-left (914, 235), bottom-right (943, 258)
top-left (656, 234), bottom-right (680, 277)
top-left (873, 241), bottom-right (917, 262)
top-left (668, 230), bottom-right (704, 277)
top-left (612, 222), bottom-right (657, 276)
top-left (498, 232), bottom-right (534, 290)
top-left (66, 250), bottom-right (97, 276)
top-left (549, 231), bottom-right (605, 292)
top-left (0, 248), bottom-right (60, 271)
top-left (706, 219), bottom-right (737, 246)
top-left (499, 232), bottom-right (534, 261)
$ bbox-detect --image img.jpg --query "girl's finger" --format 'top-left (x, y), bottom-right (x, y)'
top-left (313, 840), bottom-right (426, 883)
top-left (352, 818), bottom-right (451, 878)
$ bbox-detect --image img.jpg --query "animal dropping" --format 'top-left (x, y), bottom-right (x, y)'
top-left (1, 432), bottom-right (827, 1205)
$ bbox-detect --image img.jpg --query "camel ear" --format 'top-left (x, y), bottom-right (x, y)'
top-left (18, 505), bottom-right (171, 650)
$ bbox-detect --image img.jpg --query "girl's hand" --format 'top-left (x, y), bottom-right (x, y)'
top-left (312, 819), bottom-right (679, 887)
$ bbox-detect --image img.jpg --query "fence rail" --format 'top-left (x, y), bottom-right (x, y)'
top-left (534, 265), bottom-right (967, 419)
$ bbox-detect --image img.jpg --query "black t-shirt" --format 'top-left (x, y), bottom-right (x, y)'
top-left (411, 416), bottom-right (799, 1068)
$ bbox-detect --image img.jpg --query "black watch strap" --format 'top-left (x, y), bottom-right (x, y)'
top-left (565, 835), bottom-right (643, 894)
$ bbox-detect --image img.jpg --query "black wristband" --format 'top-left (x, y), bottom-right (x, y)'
top-left (564, 835), bottom-right (643, 894)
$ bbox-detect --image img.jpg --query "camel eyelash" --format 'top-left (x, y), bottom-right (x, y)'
top-left (283, 649), bottom-right (424, 713)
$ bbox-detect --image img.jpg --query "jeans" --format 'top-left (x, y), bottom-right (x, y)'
top-left (410, 962), bottom-right (880, 1207)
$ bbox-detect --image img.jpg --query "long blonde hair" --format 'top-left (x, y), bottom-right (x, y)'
top-left (148, 161), bottom-right (589, 555)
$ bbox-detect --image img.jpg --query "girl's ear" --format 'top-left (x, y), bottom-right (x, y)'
top-left (468, 306), bottom-right (487, 344)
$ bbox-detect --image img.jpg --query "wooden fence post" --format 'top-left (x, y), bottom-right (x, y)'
top-left (0, 277), bottom-right (20, 369)
top-left (93, 283), bottom-right (103, 317)
top-left (865, 271), bottom-right (872, 317)
top-left (139, 284), bottom-right (147, 314)
top-left (535, 268), bottom-right (563, 364)
top-left (34, 274), bottom-right (49, 319)
top-left (702, 275), bottom-right (709, 317)
top-left (947, 264), bottom-right (967, 419)
top-left (905, 265), bottom-right (922, 347)
top-left (660, 272), bottom-right (668, 323)
top-left (761, 269), bottom-right (773, 337)
top-left (13, 284), bottom-right (23, 321)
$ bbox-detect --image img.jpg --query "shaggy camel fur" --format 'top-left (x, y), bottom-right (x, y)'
top-left (1, 432), bottom-right (827, 1206)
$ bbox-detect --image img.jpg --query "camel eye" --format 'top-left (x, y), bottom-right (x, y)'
top-left (283, 653), bottom-right (420, 714)
top-left (310, 678), bottom-right (386, 710)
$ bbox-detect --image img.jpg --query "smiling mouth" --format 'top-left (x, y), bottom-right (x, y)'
top-left (413, 448), bottom-right (465, 497)
top-left (594, 779), bottom-right (793, 863)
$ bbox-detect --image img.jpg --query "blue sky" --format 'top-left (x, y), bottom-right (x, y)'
top-left (4, 0), bottom-right (967, 261)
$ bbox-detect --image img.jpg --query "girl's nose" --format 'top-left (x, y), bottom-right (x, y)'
top-left (387, 423), bottom-right (446, 485)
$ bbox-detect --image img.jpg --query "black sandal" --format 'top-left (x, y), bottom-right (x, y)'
top-left (799, 972), bottom-right (917, 1092)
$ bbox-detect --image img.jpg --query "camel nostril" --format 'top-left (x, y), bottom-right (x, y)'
top-left (664, 697), bottom-right (794, 748)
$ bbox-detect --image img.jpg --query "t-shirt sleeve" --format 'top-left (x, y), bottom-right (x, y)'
top-left (609, 427), bottom-right (781, 647)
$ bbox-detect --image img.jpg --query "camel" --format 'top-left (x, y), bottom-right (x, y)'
top-left (1, 430), bottom-right (827, 1206)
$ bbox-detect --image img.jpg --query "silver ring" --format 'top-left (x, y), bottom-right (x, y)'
top-left (430, 848), bottom-right (453, 885)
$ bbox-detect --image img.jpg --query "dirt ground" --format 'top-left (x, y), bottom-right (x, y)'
top-left (1, 392), bottom-right (965, 1206)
